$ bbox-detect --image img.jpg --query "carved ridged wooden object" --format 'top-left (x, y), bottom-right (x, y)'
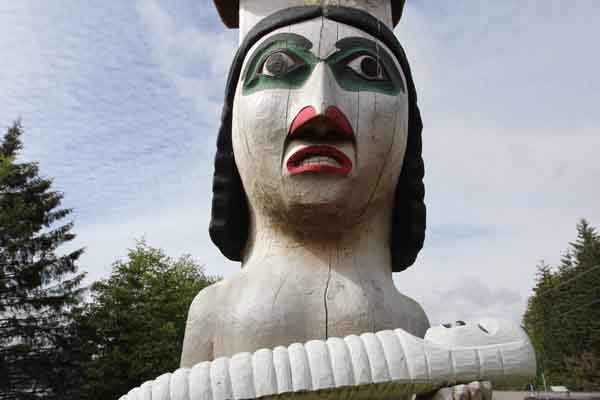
top-left (119, 320), bottom-right (536, 400)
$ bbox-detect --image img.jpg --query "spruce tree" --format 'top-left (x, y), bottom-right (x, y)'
top-left (0, 122), bottom-right (85, 399)
top-left (523, 219), bottom-right (600, 391)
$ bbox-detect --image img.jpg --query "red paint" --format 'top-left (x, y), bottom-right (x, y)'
top-left (289, 106), bottom-right (317, 136)
top-left (325, 106), bottom-right (353, 138)
top-left (289, 105), bottom-right (354, 138)
top-left (286, 145), bottom-right (352, 176)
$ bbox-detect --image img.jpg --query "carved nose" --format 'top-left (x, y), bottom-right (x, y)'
top-left (289, 105), bottom-right (354, 138)
top-left (288, 62), bottom-right (353, 138)
top-left (308, 62), bottom-right (337, 115)
top-left (324, 106), bottom-right (353, 137)
top-left (290, 106), bottom-right (317, 135)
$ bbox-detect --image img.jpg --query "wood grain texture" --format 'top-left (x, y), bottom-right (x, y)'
top-left (237, 0), bottom-right (396, 42)
top-left (197, 17), bottom-right (423, 366)
top-left (214, 1), bottom-right (405, 32)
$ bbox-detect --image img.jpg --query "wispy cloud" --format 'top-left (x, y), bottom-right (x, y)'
top-left (429, 276), bottom-right (522, 323)
top-left (0, 1), bottom-right (241, 283)
top-left (136, 0), bottom-right (237, 118)
top-left (437, 280), bottom-right (521, 309)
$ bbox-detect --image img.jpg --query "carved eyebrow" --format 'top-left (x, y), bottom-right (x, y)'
top-left (254, 32), bottom-right (313, 52)
top-left (334, 36), bottom-right (381, 53)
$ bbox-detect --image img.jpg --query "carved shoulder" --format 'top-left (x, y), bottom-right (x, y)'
top-left (180, 282), bottom-right (224, 367)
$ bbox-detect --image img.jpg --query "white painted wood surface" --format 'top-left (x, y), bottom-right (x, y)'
top-left (180, 16), bottom-right (426, 367)
top-left (120, 319), bottom-right (537, 400)
top-left (238, 0), bottom-right (393, 42)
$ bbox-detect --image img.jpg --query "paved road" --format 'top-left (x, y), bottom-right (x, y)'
top-left (495, 392), bottom-right (600, 400)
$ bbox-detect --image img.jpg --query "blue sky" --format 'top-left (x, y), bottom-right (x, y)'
top-left (1, 0), bottom-right (599, 325)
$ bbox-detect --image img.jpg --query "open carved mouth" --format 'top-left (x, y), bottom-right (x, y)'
top-left (286, 145), bottom-right (352, 175)
top-left (285, 106), bottom-right (355, 176)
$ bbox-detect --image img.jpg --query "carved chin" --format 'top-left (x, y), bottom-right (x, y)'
top-left (249, 178), bottom-right (362, 232)
top-left (282, 201), bottom-right (358, 233)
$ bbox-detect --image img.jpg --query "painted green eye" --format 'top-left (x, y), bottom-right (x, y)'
top-left (345, 54), bottom-right (388, 81)
top-left (326, 37), bottom-right (405, 96)
top-left (259, 51), bottom-right (303, 77)
top-left (242, 33), bottom-right (318, 95)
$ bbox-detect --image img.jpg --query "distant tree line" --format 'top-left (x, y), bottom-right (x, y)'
top-left (0, 123), bottom-right (217, 400)
top-left (523, 220), bottom-right (600, 391)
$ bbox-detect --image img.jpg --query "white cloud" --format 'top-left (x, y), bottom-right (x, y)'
top-left (69, 200), bottom-right (239, 286)
top-left (136, 0), bottom-right (237, 118)
top-left (434, 277), bottom-right (521, 309)
top-left (0, 1), bottom-right (241, 287)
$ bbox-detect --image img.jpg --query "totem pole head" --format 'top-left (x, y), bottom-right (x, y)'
top-left (209, 0), bottom-right (425, 272)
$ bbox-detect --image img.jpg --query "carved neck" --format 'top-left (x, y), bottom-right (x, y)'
top-left (241, 202), bottom-right (394, 279)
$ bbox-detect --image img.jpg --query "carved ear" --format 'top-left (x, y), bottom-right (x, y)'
top-left (212, 0), bottom-right (406, 28)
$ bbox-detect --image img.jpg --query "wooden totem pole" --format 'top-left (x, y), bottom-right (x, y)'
top-left (119, 1), bottom-right (537, 399)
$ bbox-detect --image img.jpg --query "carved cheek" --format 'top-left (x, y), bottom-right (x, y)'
top-left (357, 93), bottom-right (395, 163)
top-left (233, 86), bottom-right (289, 168)
top-left (352, 91), bottom-right (408, 201)
top-left (383, 93), bottom-right (409, 177)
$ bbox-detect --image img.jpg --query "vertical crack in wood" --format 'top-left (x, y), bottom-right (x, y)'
top-left (357, 94), bottom-right (399, 222)
top-left (318, 16), bottom-right (325, 58)
top-left (324, 251), bottom-right (332, 339)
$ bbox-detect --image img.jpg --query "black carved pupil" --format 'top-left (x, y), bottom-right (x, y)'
top-left (360, 57), bottom-right (379, 78)
top-left (265, 53), bottom-right (288, 75)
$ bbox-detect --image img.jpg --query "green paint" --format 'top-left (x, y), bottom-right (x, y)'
top-left (243, 33), bottom-right (318, 95)
top-left (242, 34), bottom-right (405, 97)
top-left (327, 37), bottom-right (405, 96)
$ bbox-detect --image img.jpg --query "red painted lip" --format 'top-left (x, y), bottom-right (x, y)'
top-left (286, 145), bottom-right (352, 176)
top-left (289, 105), bottom-right (354, 138)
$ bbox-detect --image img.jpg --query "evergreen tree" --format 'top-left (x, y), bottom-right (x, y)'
top-left (73, 240), bottom-right (217, 400)
top-left (523, 219), bottom-right (600, 391)
top-left (0, 122), bottom-right (85, 399)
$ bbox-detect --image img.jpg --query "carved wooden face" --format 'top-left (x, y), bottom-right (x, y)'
top-left (232, 18), bottom-right (409, 230)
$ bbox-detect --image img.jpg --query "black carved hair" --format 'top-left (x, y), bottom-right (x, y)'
top-left (209, 6), bottom-right (425, 272)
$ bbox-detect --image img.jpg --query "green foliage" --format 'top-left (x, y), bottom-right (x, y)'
top-left (73, 240), bottom-right (218, 400)
top-left (0, 122), bottom-right (86, 399)
top-left (563, 352), bottom-right (600, 390)
top-left (523, 219), bottom-right (600, 391)
top-left (0, 122), bottom-right (218, 398)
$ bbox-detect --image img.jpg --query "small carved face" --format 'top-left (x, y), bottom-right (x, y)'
top-left (232, 18), bottom-right (409, 230)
